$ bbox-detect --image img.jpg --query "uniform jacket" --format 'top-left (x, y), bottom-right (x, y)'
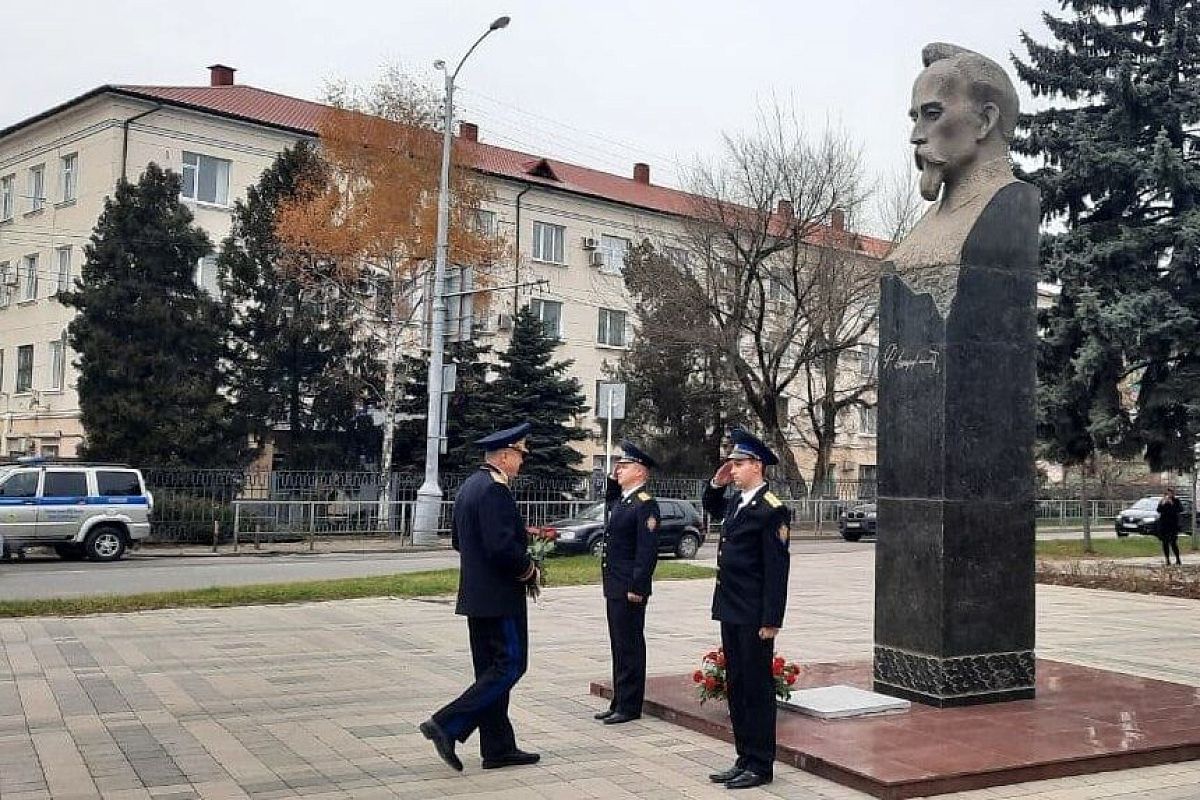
top-left (452, 465), bottom-right (534, 617)
top-left (702, 482), bottom-right (791, 627)
top-left (601, 478), bottom-right (660, 600)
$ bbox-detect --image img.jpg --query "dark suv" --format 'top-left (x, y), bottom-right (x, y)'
top-left (537, 499), bottom-right (706, 558)
top-left (839, 503), bottom-right (877, 542)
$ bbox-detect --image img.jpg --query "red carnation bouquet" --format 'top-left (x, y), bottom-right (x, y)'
top-left (525, 526), bottom-right (557, 600)
top-left (693, 648), bottom-right (802, 704)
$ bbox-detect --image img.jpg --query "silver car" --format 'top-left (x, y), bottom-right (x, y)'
top-left (0, 460), bottom-right (152, 562)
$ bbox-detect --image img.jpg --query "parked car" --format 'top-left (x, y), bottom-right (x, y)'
top-left (1114, 496), bottom-right (1194, 537)
top-left (536, 498), bottom-right (706, 559)
top-left (0, 459), bottom-right (153, 561)
top-left (838, 503), bottom-right (877, 542)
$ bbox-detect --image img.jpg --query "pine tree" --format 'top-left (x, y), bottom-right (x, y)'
top-left (491, 307), bottom-right (589, 477)
top-left (218, 143), bottom-right (381, 468)
top-left (1015, 1), bottom-right (1200, 471)
top-left (62, 164), bottom-right (244, 466)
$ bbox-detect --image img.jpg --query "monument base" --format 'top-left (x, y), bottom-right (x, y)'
top-left (591, 659), bottom-right (1200, 799)
top-left (872, 679), bottom-right (1034, 708)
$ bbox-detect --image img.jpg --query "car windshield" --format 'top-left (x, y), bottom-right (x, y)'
top-left (1132, 497), bottom-right (1161, 510)
top-left (578, 502), bottom-right (604, 522)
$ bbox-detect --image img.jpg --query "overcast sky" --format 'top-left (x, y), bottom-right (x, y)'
top-left (8, 1), bottom-right (1061, 202)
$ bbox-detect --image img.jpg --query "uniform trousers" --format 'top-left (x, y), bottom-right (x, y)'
top-left (720, 621), bottom-right (776, 777)
top-left (431, 613), bottom-right (528, 759)
top-left (605, 598), bottom-right (647, 714)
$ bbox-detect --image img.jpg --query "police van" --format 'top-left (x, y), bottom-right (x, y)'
top-left (0, 458), bottom-right (152, 562)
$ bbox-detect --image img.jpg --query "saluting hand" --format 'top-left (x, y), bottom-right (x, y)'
top-left (712, 462), bottom-right (733, 487)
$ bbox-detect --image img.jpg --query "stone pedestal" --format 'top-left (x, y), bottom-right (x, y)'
top-left (874, 183), bottom-right (1040, 707)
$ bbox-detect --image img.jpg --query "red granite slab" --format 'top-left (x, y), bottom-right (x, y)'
top-left (590, 660), bottom-right (1200, 799)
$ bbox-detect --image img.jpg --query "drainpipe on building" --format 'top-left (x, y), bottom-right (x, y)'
top-left (121, 103), bottom-right (164, 180)
top-left (513, 184), bottom-right (532, 314)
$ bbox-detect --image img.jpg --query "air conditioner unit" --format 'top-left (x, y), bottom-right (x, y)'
top-left (589, 251), bottom-right (605, 268)
top-left (581, 236), bottom-right (598, 251)
top-left (497, 313), bottom-right (514, 331)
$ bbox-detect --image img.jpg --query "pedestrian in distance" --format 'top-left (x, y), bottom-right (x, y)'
top-left (594, 441), bottom-right (660, 725)
top-left (420, 422), bottom-right (542, 773)
top-left (1157, 487), bottom-right (1184, 566)
top-left (701, 428), bottom-right (791, 791)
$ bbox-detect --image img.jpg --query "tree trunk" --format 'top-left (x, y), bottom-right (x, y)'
top-left (376, 315), bottom-right (400, 536)
top-left (1080, 459), bottom-right (1093, 555)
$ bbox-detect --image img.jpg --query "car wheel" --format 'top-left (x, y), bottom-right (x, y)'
top-left (842, 533), bottom-right (862, 542)
top-left (84, 526), bottom-right (126, 562)
top-left (675, 533), bottom-right (701, 559)
top-left (590, 537), bottom-right (604, 557)
top-left (1116, 531), bottom-right (1128, 538)
top-left (54, 543), bottom-right (86, 560)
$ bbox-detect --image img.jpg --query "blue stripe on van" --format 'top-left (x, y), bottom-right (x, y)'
top-left (0, 496), bottom-right (148, 506)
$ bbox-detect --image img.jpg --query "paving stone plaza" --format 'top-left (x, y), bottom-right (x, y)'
top-left (2, 549), bottom-right (1199, 799)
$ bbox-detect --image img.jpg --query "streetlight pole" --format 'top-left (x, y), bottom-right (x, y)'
top-left (412, 15), bottom-right (511, 545)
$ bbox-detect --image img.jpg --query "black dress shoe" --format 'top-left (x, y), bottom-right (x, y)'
top-left (481, 749), bottom-right (541, 769)
top-left (708, 766), bottom-right (744, 783)
top-left (725, 770), bottom-right (771, 789)
top-left (419, 720), bottom-right (462, 772)
top-left (593, 709), bottom-right (616, 720)
top-left (602, 711), bottom-right (641, 725)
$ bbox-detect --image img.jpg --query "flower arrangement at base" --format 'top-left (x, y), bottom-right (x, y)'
top-left (525, 526), bottom-right (558, 600)
top-left (692, 648), bottom-right (802, 704)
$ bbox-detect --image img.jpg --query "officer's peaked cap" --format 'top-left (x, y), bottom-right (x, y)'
top-left (615, 441), bottom-right (659, 470)
top-left (474, 422), bottom-right (532, 451)
top-left (725, 427), bottom-right (779, 466)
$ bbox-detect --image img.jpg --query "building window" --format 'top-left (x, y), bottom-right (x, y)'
top-left (529, 298), bottom-right (562, 339)
top-left (0, 263), bottom-right (9, 309)
top-left (664, 246), bottom-right (690, 274)
top-left (15, 345), bottom-right (33, 393)
top-left (0, 349), bottom-right (5, 391)
top-left (859, 406), bottom-right (877, 435)
top-left (20, 254), bottom-right (38, 301)
top-left (474, 209), bottom-right (497, 236)
top-left (859, 344), bottom-right (878, 378)
top-left (27, 165), bottom-right (45, 212)
top-left (55, 247), bottom-right (71, 295)
top-left (194, 256), bottom-right (220, 296)
top-left (181, 152), bottom-right (231, 206)
top-left (60, 153), bottom-right (78, 202)
top-left (597, 308), bottom-right (627, 347)
top-left (40, 444), bottom-right (60, 459)
top-left (532, 221), bottom-right (565, 263)
top-left (599, 235), bottom-right (630, 274)
top-left (48, 337), bottom-right (64, 391)
top-left (0, 175), bottom-right (13, 220)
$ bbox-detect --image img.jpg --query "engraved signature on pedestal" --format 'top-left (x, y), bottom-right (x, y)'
top-left (882, 344), bottom-right (941, 374)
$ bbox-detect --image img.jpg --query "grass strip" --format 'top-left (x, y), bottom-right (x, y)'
top-left (0, 556), bottom-right (714, 618)
top-left (1035, 537), bottom-right (1199, 559)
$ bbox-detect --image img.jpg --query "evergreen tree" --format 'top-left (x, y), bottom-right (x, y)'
top-left (219, 143), bottom-right (380, 469)
top-left (62, 164), bottom-right (244, 466)
top-left (1015, 1), bottom-right (1200, 471)
top-left (490, 307), bottom-right (589, 477)
top-left (395, 339), bottom-right (506, 472)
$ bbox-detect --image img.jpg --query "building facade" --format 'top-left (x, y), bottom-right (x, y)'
top-left (0, 65), bottom-right (886, 477)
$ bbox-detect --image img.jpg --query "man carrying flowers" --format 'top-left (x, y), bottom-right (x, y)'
top-left (594, 441), bottom-right (661, 725)
top-left (420, 422), bottom-right (541, 773)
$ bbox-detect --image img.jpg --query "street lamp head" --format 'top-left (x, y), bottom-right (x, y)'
top-left (433, 59), bottom-right (446, 71)
top-left (490, 15), bottom-right (511, 30)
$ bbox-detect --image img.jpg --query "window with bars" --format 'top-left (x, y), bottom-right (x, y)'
top-left (597, 308), bottom-right (627, 347)
top-left (532, 221), bottom-right (565, 263)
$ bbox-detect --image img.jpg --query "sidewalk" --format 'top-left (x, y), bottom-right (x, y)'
top-left (2, 549), bottom-right (1199, 799)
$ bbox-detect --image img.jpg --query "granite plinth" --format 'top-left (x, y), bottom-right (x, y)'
top-left (591, 659), bottom-right (1200, 800)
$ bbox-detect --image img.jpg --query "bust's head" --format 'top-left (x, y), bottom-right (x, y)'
top-left (908, 43), bottom-right (1019, 201)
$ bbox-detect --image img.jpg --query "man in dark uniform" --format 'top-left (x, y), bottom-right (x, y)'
top-left (701, 428), bottom-right (791, 790)
top-left (420, 422), bottom-right (542, 773)
top-left (594, 441), bottom-right (660, 725)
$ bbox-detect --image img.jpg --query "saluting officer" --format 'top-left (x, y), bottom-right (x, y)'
top-left (702, 428), bottom-right (791, 790)
top-left (594, 441), bottom-right (660, 725)
top-left (420, 422), bottom-right (541, 773)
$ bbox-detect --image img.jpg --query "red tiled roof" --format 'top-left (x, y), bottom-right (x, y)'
top-left (14, 82), bottom-right (892, 258)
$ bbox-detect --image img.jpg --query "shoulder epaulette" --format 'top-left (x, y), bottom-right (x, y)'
top-left (763, 491), bottom-right (782, 508)
top-left (637, 491), bottom-right (652, 502)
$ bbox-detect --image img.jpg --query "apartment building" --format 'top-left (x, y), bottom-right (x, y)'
top-left (0, 65), bottom-right (886, 478)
